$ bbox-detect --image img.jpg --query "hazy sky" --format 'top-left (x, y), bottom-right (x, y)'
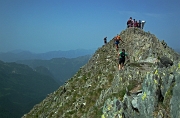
top-left (0, 0), bottom-right (179, 53)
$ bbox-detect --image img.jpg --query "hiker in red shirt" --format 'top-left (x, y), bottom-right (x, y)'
top-left (133, 19), bottom-right (135, 27)
top-left (134, 21), bottom-right (138, 27)
top-left (127, 17), bottom-right (133, 28)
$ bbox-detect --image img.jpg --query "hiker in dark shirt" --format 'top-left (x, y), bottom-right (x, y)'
top-left (138, 20), bottom-right (141, 28)
top-left (118, 49), bottom-right (128, 70)
top-left (104, 37), bottom-right (107, 44)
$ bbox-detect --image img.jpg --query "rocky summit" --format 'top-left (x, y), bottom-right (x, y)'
top-left (22, 28), bottom-right (180, 118)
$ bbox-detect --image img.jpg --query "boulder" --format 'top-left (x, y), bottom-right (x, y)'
top-left (159, 56), bottom-right (173, 67)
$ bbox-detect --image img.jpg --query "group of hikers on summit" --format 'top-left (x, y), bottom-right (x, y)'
top-left (127, 17), bottom-right (146, 29)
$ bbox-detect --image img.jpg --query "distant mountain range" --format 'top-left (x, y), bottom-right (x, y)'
top-left (0, 60), bottom-right (59, 118)
top-left (16, 55), bottom-right (91, 84)
top-left (0, 49), bottom-right (95, 62)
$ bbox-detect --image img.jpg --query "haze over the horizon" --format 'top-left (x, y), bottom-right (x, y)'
top-left (0, 0), bottom-right (179, 53)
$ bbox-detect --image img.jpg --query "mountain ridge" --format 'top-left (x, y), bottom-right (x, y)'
top-left (22, 28), bottom-right (180, 118)
top-left (0, 49), bottom-right (94, 62)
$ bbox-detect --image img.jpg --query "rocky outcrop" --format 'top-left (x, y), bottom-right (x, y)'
top-left (159, 56), bottom-right (174, 68)
top-left (22, 28), bottom-right (180, 118)
top-left (102, 61), bottom-right (180, 118)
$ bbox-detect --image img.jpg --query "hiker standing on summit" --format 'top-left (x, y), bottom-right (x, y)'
top-left (127, 17), bottom-right (133, 28)
top-left (118, 49), bottom-right (128, 70)
top-left (141, 20), bottom-right (146, 29)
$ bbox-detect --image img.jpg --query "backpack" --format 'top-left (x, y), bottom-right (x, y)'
top-left (120, 52), bottom-right (125, 59)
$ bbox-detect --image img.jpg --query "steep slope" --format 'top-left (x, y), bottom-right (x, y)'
top-left (0, 61), bottom-right (59, 118)
top-left (22, 28), bottom-right (180, 118)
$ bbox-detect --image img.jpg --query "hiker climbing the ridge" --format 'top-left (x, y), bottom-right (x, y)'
top-left (118, 49), bottom-right (128, 70)
top-left (115, 34), bottom-right (120, 51)
top-left (115, 34), bottom-right (124, 51)
top-left (104, 37), bottom-right (107, 45)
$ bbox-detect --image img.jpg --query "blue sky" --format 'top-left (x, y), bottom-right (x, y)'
top-left (0, 0), bottom-right (179, 53)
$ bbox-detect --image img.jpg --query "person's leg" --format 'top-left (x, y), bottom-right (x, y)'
top-left (119, 59), bottom-right (123, 70)
top-left (115, 41), bottom-right (117, 48)
top-left (121, 63), bottom-right (124, 70)
top-left (116, 44), bottom-right (119, 51)
top-left (117, 41), bottom-right (119, 48)
top-left (119, 64), bottom-right (124, 70)
top-left (119, 64), bottom-right (121, 70)
top-left (119, 59), bottom-right (121, 70)
top-left (121, 60), bottom-right (125, 70)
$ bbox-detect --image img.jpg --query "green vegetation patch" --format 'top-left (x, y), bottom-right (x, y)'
top-left (129, 62), bottom-right (153, 67)
top-left (90, 106), bottom-right (103, 117)
top-left (128, 80), bottom-right (139, 90)
top-left (129, 62), bottom-right (142, 67)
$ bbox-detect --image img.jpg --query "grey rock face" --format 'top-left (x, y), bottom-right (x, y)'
top-left (170, 71), bottom-right (180, 118)
top-left (102, 65), bottom-right (180, 118)
top-left (159, 56), bottom-right (173, 67)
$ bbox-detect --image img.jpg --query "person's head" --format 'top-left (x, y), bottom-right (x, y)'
top-left (130, 17), bottom-right (132, 19)
top-left (122, 49), bottom-right (125, 52)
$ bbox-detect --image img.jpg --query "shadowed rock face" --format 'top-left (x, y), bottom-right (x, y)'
top-left (159, 56), bottom-right (174, 67)
top-left (22, 28), bottom-right (180, 118)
